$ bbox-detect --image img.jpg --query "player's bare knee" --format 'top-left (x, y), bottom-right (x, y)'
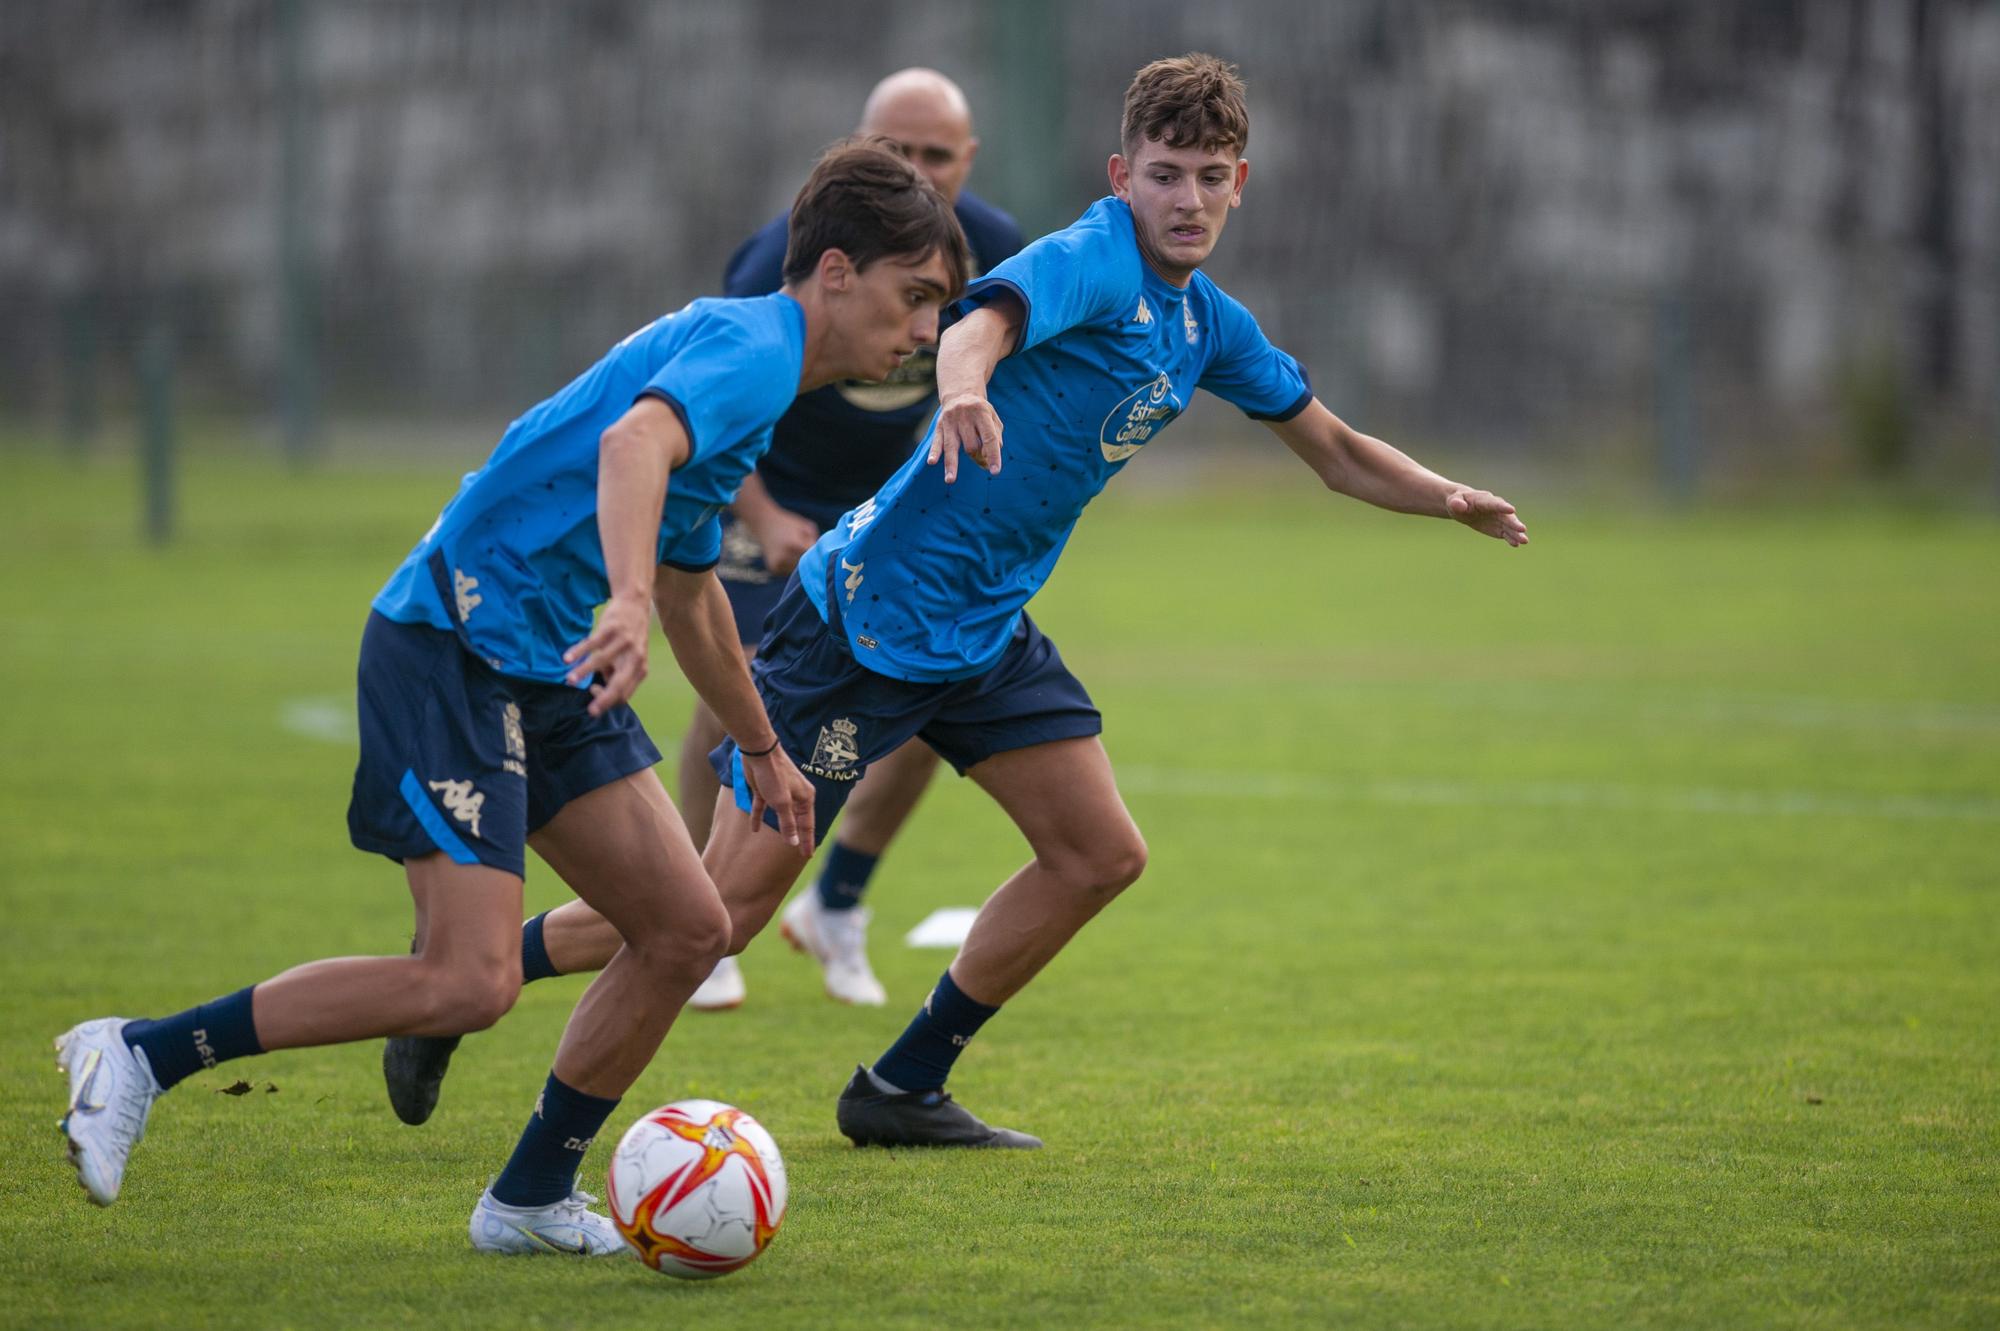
top-left (1043, 826), bottom-right (1148, 899)
top-left (417, 958), bottom-right (520, 1033)
top-left (630, 899), bottom-right (731, 980)
top-left (1096, 830), bottom-right (1149, 895)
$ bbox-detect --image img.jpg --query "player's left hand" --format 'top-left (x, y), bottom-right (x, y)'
top-left (739, 743), bottom-right (816, 854)
top-left (1446, 489), bottom-right (1529, 547)
top-left (564, 593), bottom-right (651, 715)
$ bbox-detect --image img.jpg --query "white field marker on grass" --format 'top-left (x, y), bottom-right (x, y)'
top-left (905, 907), bottom-right (981, 949)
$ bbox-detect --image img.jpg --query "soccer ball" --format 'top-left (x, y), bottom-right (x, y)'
top-left (606, 1099), bottom-right (788, 1278)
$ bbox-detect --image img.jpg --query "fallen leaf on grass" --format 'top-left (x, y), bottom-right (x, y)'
top-left (216, 1080), bottom-right (254, 1096)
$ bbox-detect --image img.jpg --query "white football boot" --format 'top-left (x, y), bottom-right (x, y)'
top-left (55, 1018), bottom-right (163, 1207)
top-left (468, 1188), bottom-right (629, 1256)
top-left (780, 891), bottom-right (888, 1006)
top-left (687, 955), bottom-right (747, 1011)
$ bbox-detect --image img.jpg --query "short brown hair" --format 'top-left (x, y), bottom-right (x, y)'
top-left (782, 136), bottom-right (971, 298)
top-left (1121, 53), bottom-right (1249, 158)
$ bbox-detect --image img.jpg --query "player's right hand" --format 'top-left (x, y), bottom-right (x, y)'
top-left (750, 507), bottom-right (820, 576)
top-left (929, 393), bottom-right (1004, 483)
top-left (739, 742), bottom-right (816, 854)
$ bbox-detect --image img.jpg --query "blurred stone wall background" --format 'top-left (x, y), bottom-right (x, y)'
top-left (3, 0), bottom-right (1997, 485)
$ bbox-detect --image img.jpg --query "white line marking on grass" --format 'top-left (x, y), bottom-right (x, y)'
top-left (1118, 766), bottom-right (2000, 824)
top-left (1468, 686), bottom-right (2000, 738)
top-left (279, 697), bottom-right (356, 745)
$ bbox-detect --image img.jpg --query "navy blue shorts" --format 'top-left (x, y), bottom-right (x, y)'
top-left (347, 612), bottom-right (662, 878)
top-left (709, 572), bottom-right (1101, 845)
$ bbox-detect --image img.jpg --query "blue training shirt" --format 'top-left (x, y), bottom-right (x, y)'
top-left (798, 196), bottom-right (1312, 683)
top-left (373, 293), bottom-right (807, 684)
top-left (722, 189), bottom-right (1023, 528)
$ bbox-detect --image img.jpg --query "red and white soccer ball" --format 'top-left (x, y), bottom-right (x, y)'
top-left (606, 1099), bottom-right (788, 1278)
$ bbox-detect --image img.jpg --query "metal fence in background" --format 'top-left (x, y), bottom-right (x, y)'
top-left (4, 0), bottom-right (1998, 499)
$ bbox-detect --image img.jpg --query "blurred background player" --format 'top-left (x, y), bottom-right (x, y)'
top-left (563, 68), bottom-right (1021, 1012)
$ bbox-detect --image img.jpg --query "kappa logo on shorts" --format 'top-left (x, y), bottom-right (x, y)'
top-left (501, 703), bottom-right (527, 777)
top-left (428, 778), bottom-right (485, 839)
top-left (804, 718), bottom-right (862, 782)
top-left (453, 568), bottom-right (483, 622)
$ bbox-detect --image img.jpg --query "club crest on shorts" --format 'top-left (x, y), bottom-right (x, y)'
top-left (804, 718), bottom-right (861, 781)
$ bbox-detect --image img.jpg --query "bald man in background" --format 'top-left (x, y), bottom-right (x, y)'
top-left (605, 70), bottom-right (1023, 1015)
top-left (670, 71), bottom-right (1021, 1011)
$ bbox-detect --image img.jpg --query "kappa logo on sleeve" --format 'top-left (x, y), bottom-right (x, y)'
top-left (453, 568), bottom-right (483, 622)
top-left (841, 558), bottom-right (866, 603)
top-left (1133, 296), bottom-right (1153, 326)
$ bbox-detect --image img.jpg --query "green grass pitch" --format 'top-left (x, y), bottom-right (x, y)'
top-left (1, 449), bottom-right (1995, 1329)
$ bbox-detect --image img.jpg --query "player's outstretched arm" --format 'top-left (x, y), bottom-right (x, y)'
top-left (567, 397), bottom-right (693, 712)
top-left (1266, 399), bottom-right (1529, 547)
top-left (928, 294), bottom-right (1023, 483)
top-left (652, 566), bottom-right (815, 852)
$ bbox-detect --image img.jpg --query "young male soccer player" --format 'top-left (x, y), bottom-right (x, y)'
top-left (52, 140), bottom-right (971, 1246)
top-left (376, 71), bottom-right (1021, 1133)
top-left (411, 53), bottom-right (1529, 1149)
top-left (705, 53), bottom-right (1529, 1148)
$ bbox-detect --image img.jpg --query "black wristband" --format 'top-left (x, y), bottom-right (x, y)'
top-left (740, 738), bottom-right (780, 758)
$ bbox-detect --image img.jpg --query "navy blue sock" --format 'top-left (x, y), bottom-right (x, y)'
top-left (815, 843), bottom-right (880, 912)
top-left (490, 1072), bottom-right (620, 1208)
top-left (122, 985), bottom-right (264, 1092)
top-left (871, 970), bottom-right (998, 1093)
top-left (521, 912), bottom-right (560, 984)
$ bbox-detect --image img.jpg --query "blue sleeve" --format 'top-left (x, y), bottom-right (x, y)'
top-left (957, 218), bottom-right (1136, 355)
top-left (1197, 290), bottom-right (1314, 421)
top-left (661, 515), bottom-right (722, 572)
top-left (641, 313), bottom-right (791, 466)
top-left (721, 215), bottom-right (789, 298)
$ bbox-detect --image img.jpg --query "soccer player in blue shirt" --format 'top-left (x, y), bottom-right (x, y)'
top-left (53, 141), bottom-right (972, 1246)
top-left (693, 54), bottom-right (1529, 1148)
top-left (667, 69), bottom-right (1023, 1011)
